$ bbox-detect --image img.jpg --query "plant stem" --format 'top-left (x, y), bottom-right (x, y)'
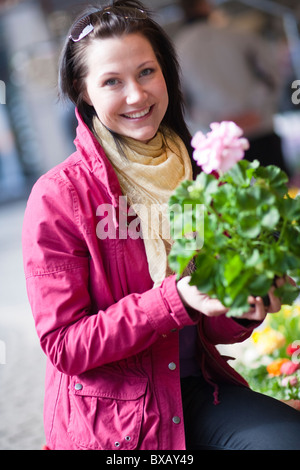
top-left (276, 218), bottom-right (288, 246)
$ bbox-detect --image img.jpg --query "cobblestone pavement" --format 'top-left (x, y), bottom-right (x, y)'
top-left (0, 200), bottom-right (46, 450)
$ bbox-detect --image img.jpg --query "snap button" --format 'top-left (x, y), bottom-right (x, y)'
top-left (115, 441), bottom-right (120, 447)
top-left (74, 383), bottom-right (83, 391)
top-left (168, 362), bottom-right (176, 371)
top-left (125, 436), bottom-right (131, 441)
top-left (172, 416), bottom-right (181, 424)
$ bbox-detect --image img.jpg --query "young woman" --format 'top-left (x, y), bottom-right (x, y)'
top-left (22, 0), bottom-right (300, 450)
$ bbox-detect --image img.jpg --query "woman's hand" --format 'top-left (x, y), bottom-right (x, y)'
top-left (240, 276), bottom-right (294, 322)
top-left (176, 276), bottom-right (228, 317)
top-left (177, 276), bottom-right (292, 320)
top-left (239, 288), bottom-right (279, 323)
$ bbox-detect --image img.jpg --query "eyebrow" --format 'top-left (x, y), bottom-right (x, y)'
top-left (137, 60), bottom-right (156, 69)
top-left (98, 60), bottom-right (156, 79)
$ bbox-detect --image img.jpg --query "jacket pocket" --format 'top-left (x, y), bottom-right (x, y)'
top-left (68, 373), bottom-right (148, 450)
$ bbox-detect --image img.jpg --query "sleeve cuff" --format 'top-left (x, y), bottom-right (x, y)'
top-left (140, 275), bottom-right (196, 337)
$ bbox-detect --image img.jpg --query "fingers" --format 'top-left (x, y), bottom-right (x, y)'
top-left (267, 286), bottom-right (282, 313)
top-left (266, 276), bottom-right (292, 313)
top-left (243, 275), bottom-right (292, 320)
top-left (240, 295), bottom-right (267, 322)
top-left (278, 275), bottom-right (296, 287)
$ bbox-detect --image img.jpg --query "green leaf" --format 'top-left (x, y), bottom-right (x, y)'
top-left (225, 291), bottom-right (251, 316)
top-left (261, 207), bottom-right (280, 229)
top-left (168, 179), bottom-right (192, 204)
top-left (190, 271), bottom-right (214, 293)
top-left (226, 305), bottom-right (250, 318)
top-left (280, 196), bottom-right (300, 222)
top-left (191, 173), bottom-right (219, 203)
top-left (168, 239), bottom-right (196, 276)
top-left (213, 183), bottom-right (237, 213)
top-left (225, 159), bottom-right (259, 187)
top-left (245, 249), bottom-right (261, 268)
top-left (222, 270), bottom-right (253, 308)
top-left (223, 254), bottom-right (244, 286)
top-left (239, 214), bottom-right (261, 238)
top-left (256, 165), bottom-right (289, 196)
top-left (275, 284), bottom-right (300, 306)
top-left (190, 253), bottom-right (217, 292)
top-left (236, 188), bottom-right (258, 211)
top-left (257, 186), bottom-right (276, 204)
top-left (248, 274), bottom-right (273, 297)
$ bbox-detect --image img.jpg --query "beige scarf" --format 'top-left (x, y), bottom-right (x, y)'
top-left (93, 118), bottom-right (193, 287)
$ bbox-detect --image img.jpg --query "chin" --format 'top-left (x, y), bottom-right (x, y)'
top-left (132, 129), bottom-right (158, 143)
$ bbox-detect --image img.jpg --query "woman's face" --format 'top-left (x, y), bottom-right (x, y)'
top-left (84, 33), bottom-right (169, 143)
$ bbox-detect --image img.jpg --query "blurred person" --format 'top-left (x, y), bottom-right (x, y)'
top-left (175, 0), bottom-right (290, 176)
top-left (22, 0), bottom-right (300, 451)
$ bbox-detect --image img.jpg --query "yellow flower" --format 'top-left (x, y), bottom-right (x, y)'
top-left (281, 305), bottom-right (293, 318)
top-left (294, 305), bottom-right (300, 316)
top-left (252, 327), bottom-right (286, 355)
top-left (288, 187), bottom-right (299, 199)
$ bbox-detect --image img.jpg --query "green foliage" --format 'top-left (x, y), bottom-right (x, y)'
top-left (234, 305), bottom-right (300, 400)
top-left (168, 159), bottom-right (300, 316)
top-left (236, 364), bottom-right (300, 400)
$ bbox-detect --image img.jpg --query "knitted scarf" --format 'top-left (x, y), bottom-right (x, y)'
top-left (93, 117), bottom-right (193, 287)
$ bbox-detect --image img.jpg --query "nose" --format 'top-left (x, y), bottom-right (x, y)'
top-left (126, 80), bottom-right (147, 106)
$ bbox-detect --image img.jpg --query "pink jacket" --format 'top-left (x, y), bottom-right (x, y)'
top-left (22, 110), bottom-right (256, 450)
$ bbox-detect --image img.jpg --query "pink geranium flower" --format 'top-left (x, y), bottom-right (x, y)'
top-left (280, 360), bottom-right (300, 376)
top-left (191, 121), bottom-right (249, 174)
top-left (281, 375), bottom-right (298, 387)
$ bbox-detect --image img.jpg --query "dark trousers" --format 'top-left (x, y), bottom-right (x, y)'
top-left (181, 376), bottom-right (300, 450)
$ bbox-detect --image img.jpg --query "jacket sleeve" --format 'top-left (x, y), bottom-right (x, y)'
top-left (201, 314), bottom-right (260, 346)
top-left (22, 174), bottom-right (196, 376)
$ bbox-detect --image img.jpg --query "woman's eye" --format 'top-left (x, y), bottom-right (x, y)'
top-left (140, 68), bottom-right (154, 77)
top-left (105, 78), bottom-right (119, 86)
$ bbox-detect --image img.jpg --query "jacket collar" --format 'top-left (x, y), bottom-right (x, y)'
top-left (73, 108), bottom-right (122, 208)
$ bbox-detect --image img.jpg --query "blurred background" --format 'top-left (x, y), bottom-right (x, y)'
top-left (0, 0), bottom-right (299, 449)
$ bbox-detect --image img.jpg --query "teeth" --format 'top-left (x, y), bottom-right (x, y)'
top-left (124, 107), bottom-right (151, 119)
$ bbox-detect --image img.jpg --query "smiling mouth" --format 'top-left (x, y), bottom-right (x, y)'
top-left (122, 106), bottom-right (153, 119)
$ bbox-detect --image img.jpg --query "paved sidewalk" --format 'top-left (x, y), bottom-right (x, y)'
top-left (0, 200), bottom-right (46, 450)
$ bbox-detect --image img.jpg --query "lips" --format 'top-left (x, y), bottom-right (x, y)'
top-left (122, 106), bottom-right (152, 119)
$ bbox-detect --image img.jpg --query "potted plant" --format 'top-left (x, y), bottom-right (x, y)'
top-left (168, 122), bottom-right (300, 317)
